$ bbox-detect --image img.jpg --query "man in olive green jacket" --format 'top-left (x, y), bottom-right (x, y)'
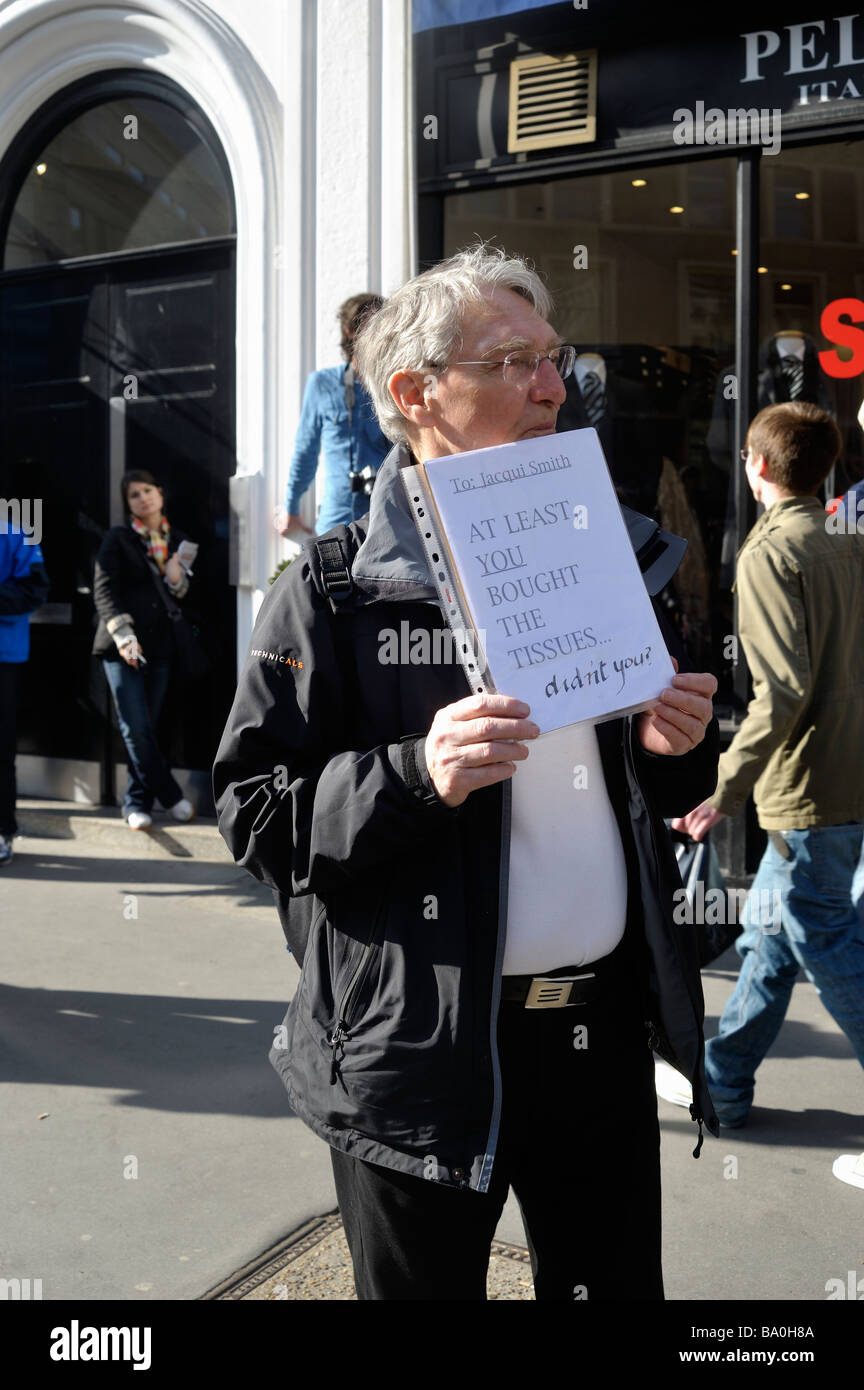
top-left (676, 401), bottom-right (864, 1126)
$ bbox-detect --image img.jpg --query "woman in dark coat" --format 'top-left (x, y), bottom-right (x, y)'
top-left (93, 470), bottom-right (196, 829)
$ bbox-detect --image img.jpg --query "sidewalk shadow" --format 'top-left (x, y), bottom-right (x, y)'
top-left (0, 983), bottom-right (299, 1119)
top-left (660, 1107), bottom-right (864, 1149)
top-left (4, 849), bottom-right (273, 909)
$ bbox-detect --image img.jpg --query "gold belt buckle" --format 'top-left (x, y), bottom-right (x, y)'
top-left (524, 973), bottom-right (596, 1009)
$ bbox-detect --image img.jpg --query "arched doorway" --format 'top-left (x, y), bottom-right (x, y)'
top-left (0, 72), bottom-right (236, 809)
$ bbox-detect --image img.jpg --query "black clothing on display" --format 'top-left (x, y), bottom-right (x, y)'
top-left (557, 357), bottom-right (665, 518)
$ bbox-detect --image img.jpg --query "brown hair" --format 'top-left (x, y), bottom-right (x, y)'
top-left (748, 401), bottom-right (842, 494)
top-left (338, 293), bottom-right (383, 361)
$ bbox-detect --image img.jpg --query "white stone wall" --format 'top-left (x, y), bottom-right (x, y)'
top-left (0, 0), bottom-right (415, 668)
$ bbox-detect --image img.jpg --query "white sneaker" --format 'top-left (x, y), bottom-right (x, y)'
top-left (127, 812), bottom-right (152, 830)
top-left (832, 1153), bottom-right (864, 1190)
top-left (169, 798), bottom-right (194, 823)
top-left (654, 1058), bottom-right (694, 1108)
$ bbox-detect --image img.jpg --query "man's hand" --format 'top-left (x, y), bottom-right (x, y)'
top-left (274, 507), bottom-right (313, 539)
top-left (424, 693), bottom-right (539, 808)
top-left (670, 803), bottom-right (725, 842)
top-left (637, 659), bottom-right (717, 757)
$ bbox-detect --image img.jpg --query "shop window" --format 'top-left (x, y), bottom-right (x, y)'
top-left (760, 140), bottom-right (864, 505)
top-left (821, 170), bottom-right (857, 244)
top-left (687, 165), bottom-right (734, 231)
top-left (610, 167), bottom-right (678, 227)
top-left (4, 97), bottom-right (233, 270)
top-left (771, 167), bottom-right (814, 241)
top-left (444, 157), bottom-right (737, 680)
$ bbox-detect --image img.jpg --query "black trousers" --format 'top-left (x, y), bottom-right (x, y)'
top-left (0, 662), bottom-right (18, 837)
top-left (330, 957), bottom-right (663, 1301)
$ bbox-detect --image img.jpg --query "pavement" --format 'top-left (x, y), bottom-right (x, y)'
top-left (1, 799), bottom-right (863, 1303)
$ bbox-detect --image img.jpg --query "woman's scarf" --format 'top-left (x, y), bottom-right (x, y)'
top-left (131, 516), bottom-right (171, 573)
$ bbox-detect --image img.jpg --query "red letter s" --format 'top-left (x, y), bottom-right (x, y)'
top-left (819, 298), bottom-right (864, 378)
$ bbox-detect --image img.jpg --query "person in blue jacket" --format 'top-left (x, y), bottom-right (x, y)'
top-left (0, 516), bottom-right (50, 865)
top-left (276, 294), bottom-right (390, 539)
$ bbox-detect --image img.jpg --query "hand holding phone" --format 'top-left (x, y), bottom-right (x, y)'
top-left (120, 637), bottom-right (146, 668)
top-left (176, 539), bottom-right (198, 569)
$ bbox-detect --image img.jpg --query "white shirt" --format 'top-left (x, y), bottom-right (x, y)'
top-left (503, 721), bottom-right (628, 975)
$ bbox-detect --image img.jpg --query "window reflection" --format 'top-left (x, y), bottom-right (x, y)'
top-left (4, 98), bottom-right (233, 269)
top-left (759, 141), bottom-right (864, 509)
top-left (445, 160), bottom-right (737, 676)
top-left (444, 142), bottom-right (864, 690)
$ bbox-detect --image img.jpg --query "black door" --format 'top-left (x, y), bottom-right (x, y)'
top-left (0, 239), bottom-right (236, 806)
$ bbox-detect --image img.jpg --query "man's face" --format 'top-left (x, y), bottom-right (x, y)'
top-left (413, 286), bottom-right (567, 460)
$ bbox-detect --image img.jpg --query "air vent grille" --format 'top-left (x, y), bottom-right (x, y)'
top-left (508, 50), bottom-right (597, 153)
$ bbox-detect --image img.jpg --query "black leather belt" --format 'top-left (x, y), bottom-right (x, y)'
top-left (500, 945), bottom-right (629, 1008)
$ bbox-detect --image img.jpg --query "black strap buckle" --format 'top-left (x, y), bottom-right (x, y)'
top-left (315, 538), bottom-right (353, 607)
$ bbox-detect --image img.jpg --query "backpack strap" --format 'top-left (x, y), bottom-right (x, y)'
top-left (304, 522), bottom-right (367, 613)
top-left (303, 524), bottom-right (368, 740)
top-left (314, 535), bottom-right (354, 611)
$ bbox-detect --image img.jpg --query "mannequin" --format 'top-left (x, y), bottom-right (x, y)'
top-left (558, 347), bottom-right (663, 517)
top-left (574, 352), bottom-right (608, 427)
top-left (574, 351), bottom-right (608, 387)
top-left (775, 331), bottom-right (805, 361)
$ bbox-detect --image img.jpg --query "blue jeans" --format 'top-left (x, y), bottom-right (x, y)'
top-left (103, 658), bottom-right (183, 816)
top-left (854, 840), bottom-right (864, 930)
top-left (705, 823), bottom-right (864, 1123)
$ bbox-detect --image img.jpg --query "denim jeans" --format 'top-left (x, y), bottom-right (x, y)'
top-left (854, 841), bottom-right (864, 930)
top-left (103, 658), bottom-right (183, 816)
top-left (705, 823), bottom-right (864, 1123)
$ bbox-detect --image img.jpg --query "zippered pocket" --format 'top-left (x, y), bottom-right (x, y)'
top-left (328, 905), bottom-right (385, 1086)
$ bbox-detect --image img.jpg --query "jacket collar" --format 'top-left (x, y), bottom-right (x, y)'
top-left (351, 442), bottom-right (438, 604)
top-left (739, 493), bottom-right (822, 554)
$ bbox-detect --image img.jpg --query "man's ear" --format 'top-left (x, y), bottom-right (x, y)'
top-left (388, 368), bottom-right (437, 429)
top-left (751, 452), bottom-right (771, 480)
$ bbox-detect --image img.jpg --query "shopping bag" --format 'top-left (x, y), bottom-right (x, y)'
top-left (669, 828), bottom-right (742, 968)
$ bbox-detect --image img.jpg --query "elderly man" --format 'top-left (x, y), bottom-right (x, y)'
top-left (214, 246), bottom-right (719, 1302)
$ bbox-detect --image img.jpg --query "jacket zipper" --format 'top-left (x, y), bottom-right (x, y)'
top-left (328, 916), bottom-right (382, 1086)
top-left (476, 778), bottom-right (511, 1193)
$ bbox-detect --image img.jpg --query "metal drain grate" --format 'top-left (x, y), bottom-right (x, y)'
top-left (203, 1213), bottom-right (535, 1300)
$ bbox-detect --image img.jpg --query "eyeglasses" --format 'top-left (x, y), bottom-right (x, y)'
top-left (439, 344), bottom-right (577, 386)
top-left (739, 447), bottom-right (751, 463)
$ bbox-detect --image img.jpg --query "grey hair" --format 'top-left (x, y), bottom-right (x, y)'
top-left (354, 243), bottom-right (554, 444)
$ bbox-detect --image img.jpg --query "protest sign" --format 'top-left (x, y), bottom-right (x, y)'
top-left (403, 428), bottom-right (676, 734)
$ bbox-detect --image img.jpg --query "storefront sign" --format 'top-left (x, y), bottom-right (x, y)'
top-left (819, 298), bottom-right (864, 378)
top-left (742, 15), bottom-right (864, 106)
top-left (416, 2), bottom-right (864, 184)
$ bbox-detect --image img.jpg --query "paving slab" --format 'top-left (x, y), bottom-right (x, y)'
top-left (1, 802), bottom-right (862, 1302)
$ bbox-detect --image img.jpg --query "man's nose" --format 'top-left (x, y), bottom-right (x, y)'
top-left (530, 356), bottom-right (568, 405)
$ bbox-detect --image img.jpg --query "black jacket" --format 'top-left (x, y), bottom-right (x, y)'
top-left (92, 524), bottom-right (189, 661)
top-left (213, 444), bottom-right (720, 1192)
